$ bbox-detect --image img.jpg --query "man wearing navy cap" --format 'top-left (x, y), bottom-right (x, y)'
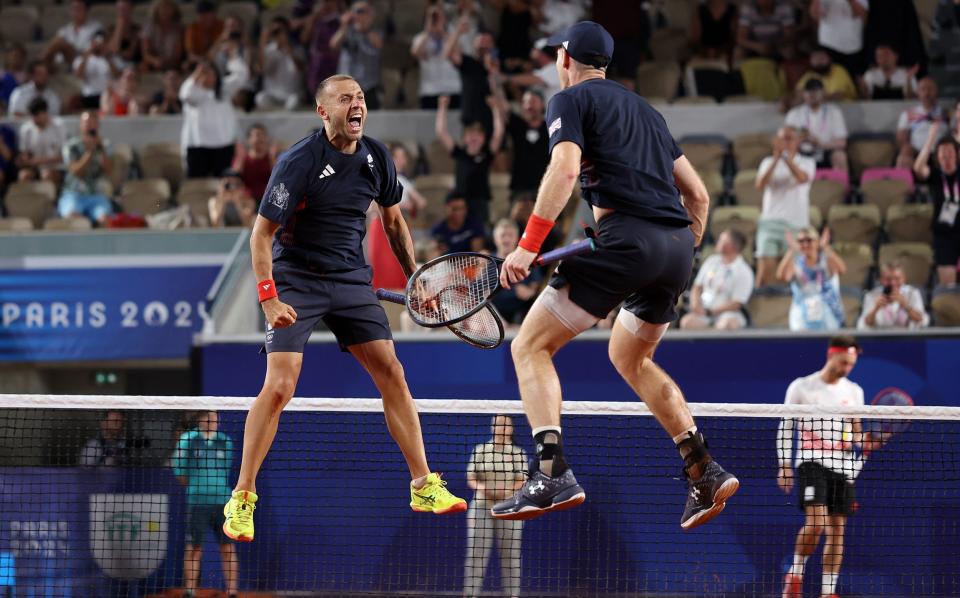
top-left (491, 21), bottom-right (739, 529)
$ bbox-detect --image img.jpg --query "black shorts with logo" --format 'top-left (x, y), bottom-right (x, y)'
top-left (549, 212), bottom-right (694, 323)
top-left (797, 461), bottom-right (856, 516)
top-left (265, 262), bottom-right (392, 353)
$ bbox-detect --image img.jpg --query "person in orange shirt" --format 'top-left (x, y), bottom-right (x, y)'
top-left (184, 1), bottom-right (223, 68)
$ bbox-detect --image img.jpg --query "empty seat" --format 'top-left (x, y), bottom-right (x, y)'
top-left (0, 217), bottom-right (34, 232)
top-left (809, 178), bottom-right (846, 214)
top-left (40, 3), bottom-right (72, 39)
top-left (709, 206), bottom-right (760, 244)
top-left (747, 286), bottom-right (792, 328)
top-left (848, 136), bottom-right (897, 180)
top-left (218, 1), bottom-right (259, 24)
top-left (120, 179), bottom-right (172, 216)
top-left (6, 180), bottom-right (57, 202)
top-left (649, 28), bottom-right (688, 63)
top-left (827, 204), bottom-right (881, 244)
top-left (176, 177), bottom-right (219, 222)
top-left (885, 203), bottom-right (933, 243)
top-left (860, 167), bottom-right (913, 215)
top-left (4, 181), bottom-right (57, 228)
top-left (140, 143), bottom-right (185, 190)
top-left (47, 73), bottom-right (83, 104)
top-left (701, 170), bottom-right (725, 201)
top-left (841, 288), bottom-right (863, 327)
top-left (809, 205), bottom-right (823, 230)
top-left (43, 217), bottom-right (92, 231)
top-left (110, 142), bottom-right (134, 190)
top-left (931, 287), bottom-right (960, 326)
top-left (635, 61), bottom-right (681, 100)
top-left (732, 132), bottom-right (773, 171)
top-left (0, 6), bottom-right (39, 43)
top-left (410, 173), bottom-right (454, 229)
top-left (833, 242), bottom-right (874, 288)
top-left (878, 243), bottom-right (933, 287)
top-left (679, 136), bottom-right (729, 174)
top-left (814, 168), bottom-right (850, 191)
top-left (426, 140), bottom-right (455, 175)
top-left (733, 169), bottom-right (763, 207)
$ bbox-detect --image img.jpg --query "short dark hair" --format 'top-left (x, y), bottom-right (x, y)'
top-left (27, 96), bottom-right (48, 116)
top-left (828, 335), bottom-right (862, 354)
top-left (27, 60), bottom-right (46, 76)
top-left (722, 228), bottom-right (747, 251)
top-left (936, 135), bottom-right (959, 155)
top-left (247, 122), bottom-right (267, 136)
top-left (445, 190), bottom-right (465, 204)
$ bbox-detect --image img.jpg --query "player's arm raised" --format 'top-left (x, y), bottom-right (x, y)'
top-left (379, 203), bottom-right (418, 278)
top-left (250, 215), bottom-right (297, 328)
top-left (673, 155), bottom-right (710, 247)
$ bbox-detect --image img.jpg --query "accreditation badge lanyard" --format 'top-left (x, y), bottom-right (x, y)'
top-left (939, 175), bottom-right (960, 227)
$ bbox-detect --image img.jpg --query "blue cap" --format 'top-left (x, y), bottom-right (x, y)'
top-left (545, 21), bottom-right (614, 69)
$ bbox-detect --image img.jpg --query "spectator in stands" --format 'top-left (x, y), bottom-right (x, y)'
top-left (810, 0), bottom-right (868, 77)
top-left (303, 0), bottom-right (342, 98)
top-left (256, 17), bottom-right (305, 111)
top-left (953, 99), bottom-right (960, 146)
top-left (59, 110), bottom-right (113, 225)
top-left (435, 94), bottom-right (504, 225)
top-left (16, 97), bottom-right (66, 184)
top-left (107, 0), bottom-right (142, 67)
top-left (859, 45), bottom-right (918, 100)
top-left (141, 0), bottom-right (185, 72)
top-left (231, 124), bottom-right (277, 204)
top-left (431, 192), bottom-right (486, 253)
top-left (444, 22), bottom-right (496, 134)
top-left (509, 192), bottom-right (561, 253)
top-left (931, 0), bottom-right (960, 63)
top-left (73, 31), bottom-right (123, 110)
top-left (179, 61), bottom-right (238, 178)
top-left (592, 0), bottom-right (651, 87)
top-left (148, 68), bottom-right (183, 115)
top-left (210, 17), bottom-right (254, 110)
top-left (794, 48), bottom-right (858, 102)
top-left (331, 1), bottom-right (383, 110)
top-left (0, 122), bottom-right (16, 190)
top-left (863, 0), bottom-right (927, 77)
top-left (0, 43), bottom-right (27, 111)
top-left (503, 39), bottom-right (560, 102)
top-left (857, 261), bottom-right (930, 329)
top-left (680, 229), bottom-right (754, 331)
top-left (411, 4), bottom-right (462, 110)
top-left (754, 126), bottom-right (816, 287)
top-left (184, 1), bottom-right (224, 68)
top-left (496, 89), bottom-right (548, 200)
top-left (496, 0), bottom-right (540, 74)
top-left (79, 410), bottom-right (126, 467)
top-left (896, 77), bottom-right (947, 169)
top-left (389, 142), bottom-right (428, 216)
top-left (490, 218), bottom-right (542, 324)
top-left (447, 0), bottom-right (483, 59)
top-left (688, 0), bottom-right (739, 62)
top-left (8, 62), bottom-right (61, 118)
top-left (785, 78), bottom-right (849, 172)
top-left (538, 0), bottom-right (589, 37)
top-left (101, 66), bottom-right (142, 116)
top-left (208, 169), bottom-right (255, 227)
top-left (736, 0), bottom-right (796, 61)
top-left (43, 0), bottom-right (102, 68)
top-left (913, 126), bottom-right (960, 287)
top-left (778, 227), bottom-right (846, 331)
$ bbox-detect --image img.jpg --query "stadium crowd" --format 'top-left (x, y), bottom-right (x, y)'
top-left (0, 0), bottom-right (958, 328)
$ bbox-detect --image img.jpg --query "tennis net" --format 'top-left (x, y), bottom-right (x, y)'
top-left (0, 395), bottom-right (958, 597)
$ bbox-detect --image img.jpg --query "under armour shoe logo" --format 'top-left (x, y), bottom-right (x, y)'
top-left (318, 164), bottom-right (336, 179)
top-left (530, 481), bottom-right (546, 494)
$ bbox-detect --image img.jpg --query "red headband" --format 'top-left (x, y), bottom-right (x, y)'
top-left (828, 346), bottom-right (859, 356)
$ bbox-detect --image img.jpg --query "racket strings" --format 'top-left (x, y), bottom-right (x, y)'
top-left (449, 306), bottom-right (503, 348)
top-left (410, 255), bottom-right (500, 325)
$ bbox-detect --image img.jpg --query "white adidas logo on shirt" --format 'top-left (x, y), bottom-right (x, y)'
top-left (318, 164), bottom-right (336, 179)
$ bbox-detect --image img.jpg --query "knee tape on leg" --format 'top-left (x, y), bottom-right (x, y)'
top-left (535, 286), bottom-right (599, 334)
top-left (616, 309), bottom-right (669, 343)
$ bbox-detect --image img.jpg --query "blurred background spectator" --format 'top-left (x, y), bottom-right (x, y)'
top-left (688, 0), bottom-right (739, 62)
top-left (9, 62), bottom-right (61, 118)
top-left (58, 110), bottom-right (113, 225)
top-left (736, 0), bottom-right (795, 61)
top-left (495, 0), bottom-right (540, 75)
top-left (863, 0), bottom-right (927, 76)
top-left (232, 123), bottom-right (277, 204)
top-left (444, 22), bottom-right (496, 133)
top-left (101, 67), bottom-right (143, 116)
top-left (332, 1), bottom-right (383, 110)
top-left (0, 122), bottom-right (15, 189)
top-left (148, 68), bottom-right (183, 115)
top-left (256, 17), bottom-right (306, 110)
top-left (141, 0), bottom-right (185, 72)
top-left (208, 168), bottom-right (255, 227)
top-left (44, 0), bottom-right (102, 68)
top-left (914, 127), bottom-right (960, 287)
top-left (793, 47), bottom-right (858, 103)
top-left (810, 0), bottom-right (868, 77)
top-left (303, 0), bottom-right (343, 99)
top-left (389, 142), bottom-right (427, 215)
top-left (503, 39), bottom-right (560, 102)
top-left (0, 43), bottom-right (27, 112)
top-left (17, 97), bottom-right (65, 184)
top-left (860, 45), bottom-right (918, 99)
top-left (538, 0), bottom-right (590, 37)
top-left (777, 227), bottom-right (846, 331)
top-left (785, 78), bottom-right (849, 171)
top-left (431, 192), bottom-right (485, 253)
top-left (858, 261), bottom-right (930, 329)
top-left (498, 88), bottom-right (547, 200)
top-left (896, 77), bottom-right (946, 168)
top-left (592, 0), bottom-right (650, 88)
top-left (489, 218), bottom-right (541, 325)
top-left (79, 410), bottom-right (126, 467)
top-left (73, 31), bottom-right (123, 111)
top-left (411, 4), bottom-right (462, 110)
top-left (106, 0), bottom-right (142, 67)
top-left (185, 1), bottom-right (224, 68)
top-left (680, 229), bottom-right (754, 330)
top-left (180, 61), bottom-right (238, 178)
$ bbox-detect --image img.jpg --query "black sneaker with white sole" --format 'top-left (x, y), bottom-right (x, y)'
top-left (490, 468), bottom-right (586, 521)
top-left (680, 460), bottom-right (739, 530)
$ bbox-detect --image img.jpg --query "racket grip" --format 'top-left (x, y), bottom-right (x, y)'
top-left (534, 238), bottom-right (596, 266)
top-left (376, 289), bottom-right (405, 304)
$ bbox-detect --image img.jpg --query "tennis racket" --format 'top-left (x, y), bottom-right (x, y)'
top-left (404, 238), bottom-right (596, 328)
top-left (861, 387), bottom-right (914, 456)
top-left (376, 289), bottom-right (504, 349)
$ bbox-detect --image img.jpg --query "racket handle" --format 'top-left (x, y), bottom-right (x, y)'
top-left (534, 238), bottom-right (596, 266)
top-left (376, 289), bottom-right (405, 304)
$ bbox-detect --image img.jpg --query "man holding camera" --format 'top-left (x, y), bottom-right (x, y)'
top-left (331, 1), bottom-right (383, 109)
top-left (58, 110), bottom-right (113, 225)
top-left (856, 261), bottom-right (929, 330)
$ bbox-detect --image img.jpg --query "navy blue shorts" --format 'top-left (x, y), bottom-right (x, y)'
top-left (550, 212), bottom-right (694, 323)
top-left (186, 503), bottom-right (228, 545)
top-left (265, 263), bottom-right (392, 353)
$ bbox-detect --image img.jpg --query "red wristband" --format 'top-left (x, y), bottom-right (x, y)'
top-left (518, 214), bottom-right (554, 253)
top-left (257, 279), bottom-right (278, 303)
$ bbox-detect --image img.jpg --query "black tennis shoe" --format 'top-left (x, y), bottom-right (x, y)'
top-left (490, 468), bottom-right (586, 521)
top-left (680, 460), bottom-right (739, 530)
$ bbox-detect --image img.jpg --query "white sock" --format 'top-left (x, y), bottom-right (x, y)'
top-left (672, 426), bottom-right (697, 445)
top-left (822, 572), bottom-right (838, 595)
top-left (532, 425), bottom-right (561, 438)
top-left (788, 553), bottom-right (808, 577)
top-left (411, 474), bottom-right (428, 489)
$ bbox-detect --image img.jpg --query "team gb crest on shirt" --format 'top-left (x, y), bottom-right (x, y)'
top-left (268, 182), bottom-right (289, 210)
top-left (367, 153), bottom-right (375, 171)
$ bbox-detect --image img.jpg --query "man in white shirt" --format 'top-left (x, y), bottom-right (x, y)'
top-left (16, 97), bottom-right (66, 184)
top-left (810, 0), bottom-right (868, 76)
top-left (857, 261), bottom-right (929, 330)
top-left (43, 0), bottom-right (103, 67)
top-left (777, 336), bottom-right (878, 598)
top-left (505, 40), bottom-right (561, 103)
top-left (8, 62), bottom-right (61, 118)
top-left (896, 77), bottom-right (947, 169)
top-left (859, 44), bottom-right (917, 100)
top-left (72, 31), bottom-right (122, 110)
top-left (680, 229), bottom-right (755, 330)
top-left (255, 17), bottom-right (305, 110)
top-left (785, 78), bottom-right (848, 172)
top-left (754, 126), bottom-right (817, 287)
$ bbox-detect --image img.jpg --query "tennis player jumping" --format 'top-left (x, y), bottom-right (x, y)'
top-left (493, 21), bottom-right (738, 529)
top-left (222, 74), bottom-right (466, 543)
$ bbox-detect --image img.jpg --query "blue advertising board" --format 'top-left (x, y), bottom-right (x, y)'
top-left (0, 257), bottom-right (221, 361)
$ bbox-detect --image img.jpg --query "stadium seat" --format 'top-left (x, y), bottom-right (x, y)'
top-left (738, 57), bottom-right (783, 101)
top-left (848, 135), bottom-right (897, 180)
top-left (701, 170), bottom-right (725, 201)
top-left (809, 178), bottom-right (846, 214)
top-left (827, 204), bottom-right (881, 244)
top-left (426, 140), bottom-right (455, 175)
top-left (381, 68), bottom-right (404, 110)
top-left (809, 205), bottom-right (823, 230)
top-left (43, 217), bottom-right (92, 231)
top-left (0, 6), bottom-right (39, 43)
top-left (4, 194), bottom-right (54, 229)
top-left (733, 169), bottom-right (762, 207)
top-left (218, 1), bottom-right (259, 24)
top-left (410, 173), bottom-right (454, 229)
top-left (860, 167), bottom-right (913, 215)
top-left (658, 0), bottom-right (695, 31)
top-left (747, 286), bottom-right (792, 328)
top-left (120, 179), bottom-right (172, 216)
top-left (841, 288), bottom-right (863, 327)
top-left (649, 28), bottom-right (688, 63)
top-left (6, 180), bottom-right (57, 202)
top-left (47, 73), bottom-right (83, 106)
top-left (137, 73), bottom-right (166, 102)
top-left (89, 4), bottom-right (117, 29)
top-left (885, 203), bottom-right (933, 243)
top-left (489, 172), bottom-right (511, 221)
top-left (0, 217), bottom-right (34, 233)
top-left (679, 136), bottom-right (729, 174)
top-left (109, 143), bottom-right (134, 191)
top-left (878, 242), bottom-right (934, 287)
top-left (931, 287), bottom-right (960, 326)
top-left (732, 132), bottom-right (773, 171)
top-left (40, 3), bottom-right (72, 40)
top-left (814, 168), bottom-right (850, 191)
top-left (140, 143), bottom-right (185, 191)
top-left (176, 178), bottom-right (219, 224)
top-left (833, 242), bottom-right (874, 288)
top-left (708, 206), bottom-right (759, 244)
top-left (635, 61), bottom-right (681, 100)
top-left (683, 57), bottom-right (729, 99)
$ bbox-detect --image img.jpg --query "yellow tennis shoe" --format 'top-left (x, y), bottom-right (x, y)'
top-left (223, 490), bottom-right (258, 542)
top-left (410, 472), bottom-right (467, 514)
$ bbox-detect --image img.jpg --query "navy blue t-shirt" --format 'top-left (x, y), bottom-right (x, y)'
top-left (430, 218), bottom-right (486, 253)
top-left (546, 78), bottom-right (691, 224)
top-left (258, 130), bottom-right (402, 282)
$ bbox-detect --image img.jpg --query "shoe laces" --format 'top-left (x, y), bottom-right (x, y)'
top-left (232, 497), bottom-right (255, 524)
top-left (427, 473), bottom-right (453, 496)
